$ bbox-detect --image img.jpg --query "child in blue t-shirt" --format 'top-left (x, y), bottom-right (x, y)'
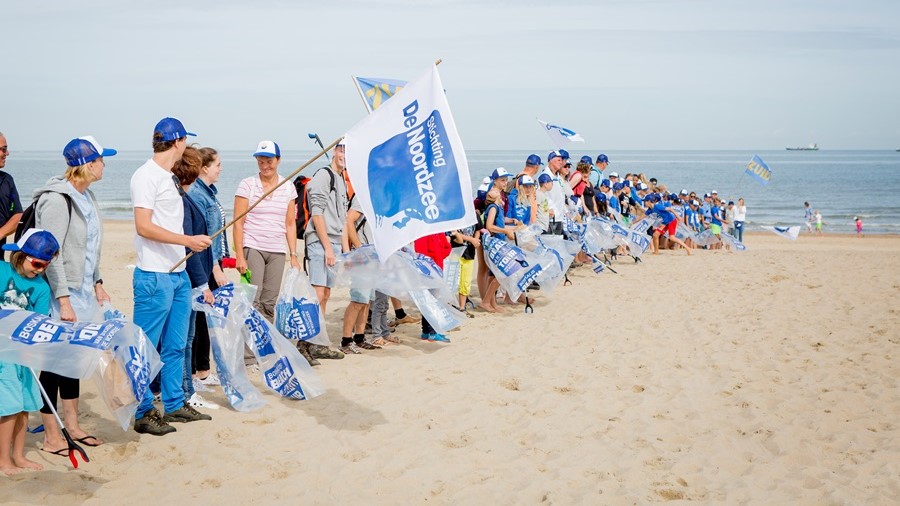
top-left (0, 229), bottom-right (59, 475)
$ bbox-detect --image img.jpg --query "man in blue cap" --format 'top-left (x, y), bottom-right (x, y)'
top-left (130, 117), bottom-right (212, 435)
top-left (592, 154), bottom-right (609, 188)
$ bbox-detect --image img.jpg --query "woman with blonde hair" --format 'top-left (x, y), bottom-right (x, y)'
top-left (32, 136), bottom-right (114, 454)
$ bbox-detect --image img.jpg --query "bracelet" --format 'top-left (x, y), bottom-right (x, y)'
top-left (289, 252), bottom-right (299, 258)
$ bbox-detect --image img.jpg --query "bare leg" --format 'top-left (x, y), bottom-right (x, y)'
top-left (668, 235), bottom-right (692, 255)
top-left (40, 412), bottom-right (67, 453)
top-left (0, 414), bottom-right (19, 475)
top-left (62, 398), bottom-right (102, 445)
top-left (313, 286), bottom-right (330, 314)
top-left (12, 413), bottom-right (41, 471)
top-left (353, 303), bottom-right (369, 335)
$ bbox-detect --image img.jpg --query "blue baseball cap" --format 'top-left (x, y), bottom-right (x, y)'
top-left (580, 155), bottom-right (592, 164)
top-left (559, 149), bottom-right (570, 160)
top-left (600, 179), bottom-right (611, 188)
top-left (63, 135), bottom-right (117, 167)
top-left (537, 173), bottom-right (553, 185)
top-left (518, 175), bottom-right (536, 186)
top-left (2, 228), bottom-right (60, 261)
top-left (612, 182), bottom-right (623, 191)
top-left (548, 151), bottom-right (563, 162)
top-left (254, 140), bottom-right (281, 158)
top-left (525, 154), bottom-right (542, 166)
top-left (596, 154), bottom-right (609, 164)
top-left (154, 117), bottom-right (196, 142)
top-left (491, 167), bottom-right (511, 180)
top-left (595, 192), bottom-right (607, 203)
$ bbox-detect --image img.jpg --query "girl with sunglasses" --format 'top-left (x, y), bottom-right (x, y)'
top-left (0, 228), bottom-right (59, 472)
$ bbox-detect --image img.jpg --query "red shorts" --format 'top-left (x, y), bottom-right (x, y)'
top-left (656, 220), bottom-right (677, 237)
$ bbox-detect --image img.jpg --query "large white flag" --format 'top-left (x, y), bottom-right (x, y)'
top-left (344, 64), bottom-right (476, 262)
top-left (537, 119), bottom-right (585, 149)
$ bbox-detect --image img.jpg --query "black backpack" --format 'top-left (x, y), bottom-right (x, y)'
top-left (15, 193), bottom-right (73, 242)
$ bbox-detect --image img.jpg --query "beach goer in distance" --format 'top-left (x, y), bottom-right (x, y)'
top-left (855, 216), bottom-right (863, 238)
top-left (0, 229), bottom-right (59, 473)
top-left (804, 202), bottom-right (813, 233)
top-left (131, 117), bottom-right (212, 436)
top-left (33, 136), bottom-right (116, 453)
top-left (0, 132), bottom-right (24, 261)
top-left (725, 201), bottom-right (736, 237)
top-left (171, 146), bottom-right (219, 411)
top-left (815, 210), bottom-right (824, 237)
top-left (645, 194), bottom-right (691, 256)
top-left (733, 198), bottom-right (746, 242)
top-left (709, 197), bottom-right (727, 250)
top-left (187, 147), bottom-right (229, 388)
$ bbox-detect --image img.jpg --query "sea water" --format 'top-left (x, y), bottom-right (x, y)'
top-left (7, 149), bottom-right (899, 234)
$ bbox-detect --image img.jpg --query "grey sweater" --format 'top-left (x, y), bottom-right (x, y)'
top-left (303, 166), bottom-right (348, 246)
top-left (33, 176), bottom-right (103, 299)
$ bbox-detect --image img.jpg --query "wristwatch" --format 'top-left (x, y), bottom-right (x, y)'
top-left (95, 279), bottom-right (103, 285)
top-left (289, 252), bottom-right (299, 258)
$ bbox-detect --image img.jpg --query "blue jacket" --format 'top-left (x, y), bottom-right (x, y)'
top-left (187, 179), bottom-right (228, 262)
top-left (183, 194), bottom-right (213, 289)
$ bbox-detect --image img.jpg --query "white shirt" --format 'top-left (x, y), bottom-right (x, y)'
top-left (734, 205), bottom-right (746, 221)
top-left (540, 167), bottom-right (566, 219)
top-left (131, 159), bottom-right (186, 272)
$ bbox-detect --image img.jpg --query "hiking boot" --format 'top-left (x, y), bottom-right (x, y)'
top-left (296, 341), bottom-right (320, 366)
top-left (309, 343), bottom-right (345, 360)
top-left (134, 408), bottom-right (176, 436)
top-left (163, 404), bottom-right (213, 423)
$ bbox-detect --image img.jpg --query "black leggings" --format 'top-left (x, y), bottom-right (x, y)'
top-left (421, 317), bottom-right (435, 335)
top-left (39, 371), bottom-right (79, 414)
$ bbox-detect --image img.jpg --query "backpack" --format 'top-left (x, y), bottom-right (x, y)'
top-left (15, 193), bottom-right (73, 242)
top-left (294, 166), bottom-right (355, 238)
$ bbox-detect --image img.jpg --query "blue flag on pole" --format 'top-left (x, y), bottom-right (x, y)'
top-left (353, 76), bottom-right (408, 113)
top-left (344, 65), bottom-right (476, 263)
top-left (745, 155), bottom-right (772, 185)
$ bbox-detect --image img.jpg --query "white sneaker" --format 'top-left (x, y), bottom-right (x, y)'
top-left (192, 378), bottom-right (212, 393)
top-left (199, 373), bottom-right (220, 386)
top-left (188, 393), bottom-right (219, 410)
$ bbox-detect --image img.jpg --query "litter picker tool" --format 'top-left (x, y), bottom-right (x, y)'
top-left (29, 368), bottom-right (89, 469)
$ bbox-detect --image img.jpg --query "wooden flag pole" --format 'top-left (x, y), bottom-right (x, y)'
top-left (168, 137), bottom-right (342, 273)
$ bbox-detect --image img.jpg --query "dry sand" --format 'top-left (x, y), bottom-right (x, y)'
top-left (3, 222), bottom-right (898, 504)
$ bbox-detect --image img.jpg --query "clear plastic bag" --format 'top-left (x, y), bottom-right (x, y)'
top-left (193, 284), bottom-right (266, 412)
top-left (275, 268), bottom-right (330, 346)
top-left (481, 233), bottom-right (545, 302)
top-left (243, 307), bottom-right (326, 400)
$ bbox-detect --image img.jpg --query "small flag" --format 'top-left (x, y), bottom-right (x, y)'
top-left (352, 76), bottom-right (408, 113)
top-left (344, 65), bottom-right (476, 263)
top-left (760, 225), bottom-right (801, 240)
top-left (537, 119), bottom-right (585, 149)
top-left (745, 155), bottom-right (772, 185)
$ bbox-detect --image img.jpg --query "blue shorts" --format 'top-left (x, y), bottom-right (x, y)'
top-left (306, 240), bottom-right (341, 288)
top-left (350, 288), bottom-right (375, 304)
top-left (0, 361), bottom-right (42, 416)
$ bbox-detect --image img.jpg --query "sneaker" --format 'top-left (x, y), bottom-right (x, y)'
top-left (309, 343), bottom-right (345, 360)
top-left (152, 392), bottom-right (161, 403)
top-left (192, 378), bottom-right (212, 393)
top-left (163, 404), bottom-right (213, 423)
top-left (198, 373), bottom-right (220, 386)
top-left (340, 343), bottom-right (362, 355)
top-left (188, 393), bottom-right (220, 410)
top-left (295, 341), bottom-right (321, 366)
top-left (431, 334), bottom-right (451, 343)
top-left (356, 340), bottom-right (381, 350)
top-left (134, 408), bottom-right (176, 436)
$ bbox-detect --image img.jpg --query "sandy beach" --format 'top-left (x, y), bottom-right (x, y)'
top-left (3, 222), bottom-right (898, 504)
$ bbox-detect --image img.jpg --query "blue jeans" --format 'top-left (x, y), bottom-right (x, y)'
top-left (735, 221), bottom-right (745, 242)
top-left (133, 268), bottom-right (191, 418)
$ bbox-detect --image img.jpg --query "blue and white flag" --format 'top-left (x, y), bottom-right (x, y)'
top-left (760, 225), bottom-right (800, 240)
top-left (353, 76), bottom-right (408, 113)
top-left (537, 119), bottom-right (585, 149)
top-left (745, 155), bottom-right (772, 186)
top-left (345, 64), bottom-right (476, 263)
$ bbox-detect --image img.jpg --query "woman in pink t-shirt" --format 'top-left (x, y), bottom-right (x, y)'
top-left (233, 140), bottom-right (300, 319)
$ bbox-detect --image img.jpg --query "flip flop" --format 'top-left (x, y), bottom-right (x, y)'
top-left (41, 448), bottom-right (70, 457)
top-left (75, 435), bottom-right (103, 447)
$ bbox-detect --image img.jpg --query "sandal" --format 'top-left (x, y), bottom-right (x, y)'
top-left (41, 447), bottom-right (70, 457)
top-left (370, 337), bottom-right (387, 347)
top-left (75, 435), bottom-right (103, 447)
top-left (383, 334), bottom-right (401, 344)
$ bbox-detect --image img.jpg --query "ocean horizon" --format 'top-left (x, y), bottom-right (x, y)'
top-left (6, 149), bottom-right (899, 235)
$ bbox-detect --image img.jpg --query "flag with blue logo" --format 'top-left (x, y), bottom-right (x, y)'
top-left (537, 119), bottom-right (585, 149)
top-left (353, 76), bottom-right (408, 113)
top-left (344, 64), bottom-right (476, 263)
top-left (745, 155), bottom-right (772, 185)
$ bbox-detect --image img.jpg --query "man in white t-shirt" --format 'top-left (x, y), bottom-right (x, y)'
top-left (540, 151), bottom-right (567, 230)
top-left (131, 117), bottom-right (212, 436)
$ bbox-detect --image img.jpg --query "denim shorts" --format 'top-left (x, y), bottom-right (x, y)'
top-left (349, 287), bottom-right (375, 304)
top-left (306, 240), bottom-right (340, 288)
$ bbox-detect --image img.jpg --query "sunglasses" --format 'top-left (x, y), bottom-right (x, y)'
top-left (27, 256), bottom-right (50, 269)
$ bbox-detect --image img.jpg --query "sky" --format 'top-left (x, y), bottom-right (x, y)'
top-left (3, 0), bottom-right (900, 152)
